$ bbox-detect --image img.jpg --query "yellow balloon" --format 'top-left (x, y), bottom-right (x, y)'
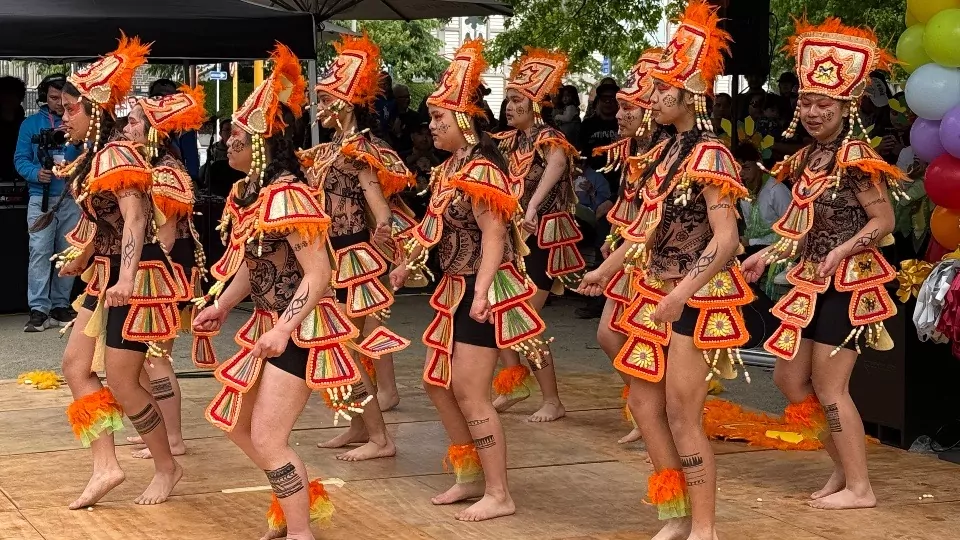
top-left (907, 9), bottom-right (919, 26)
top-left (909, 0), bottom-right (960, 23)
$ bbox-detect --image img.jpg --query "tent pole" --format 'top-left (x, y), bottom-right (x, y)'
top-left (309, 59), bottom-right (319, 146)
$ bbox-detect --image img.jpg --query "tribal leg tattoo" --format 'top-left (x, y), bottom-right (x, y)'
top-left (150, 377), bottom-right (175, 401)
top-left (473, 435), bottom-right (496, 450)
top-left (824, 403), bottom-right (842, 433)
top-left (129, 404), bottom-right (162, 435)
top-left (680, 453), bottom-right (706, 487)
top-left (265, 462), bottom-right (304, 499)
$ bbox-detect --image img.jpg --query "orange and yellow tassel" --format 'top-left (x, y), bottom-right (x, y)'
top-left (492, 364), bottom-right (532, 400)
top-left (444, 443), bottom-right (484, 484)
top-left (266, 479), bottom-right (335, 531)
top-left (783, 393), bottom-right (826, 435)
top-left (647, 469), bottom-right (691, 520)
top-left (66, 387), bottom-right (124, 447)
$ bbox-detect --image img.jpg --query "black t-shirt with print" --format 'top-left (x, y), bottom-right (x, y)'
top-left (578, 115), bottom-right (621, 192)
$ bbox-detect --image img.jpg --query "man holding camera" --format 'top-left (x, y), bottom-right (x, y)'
top-left (14, 74), bottom-right (81, 332)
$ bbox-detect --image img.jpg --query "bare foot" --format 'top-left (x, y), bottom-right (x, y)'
top-left (68, 466), bottom-right (126, 509)
top-left (259, 528), bottom-right (285, 540)
top-left (377, 388), bottom-right (400, 412)
top-left (126, 436), bottom-right (144, 445)
top-left (318, 424), bottom-right (368, 449)
top-left (684, 531), bottom-right (719, 540)
top-left (335, 437), bottom-right (397, 462)
top-left (431, 481), bottom-right (485, 505)
top-left (649, 517), bottom-right (691, 540)
top-left (527, 401), bottom-right (565, 423)
top-left (807, 487), bottom-right (876, 510)
top-left (493, 390), bottom-right (529, 413)
top-left (134, 461), bottom-right (183, 505)
top-left (454, 493), bottom-right (516, 522)
top-left (618, 427), bottom-right (643, 444)
top-left (811, 469), bottom-right (846, 500)
top-left (132, 439), bottom-right (187, 460)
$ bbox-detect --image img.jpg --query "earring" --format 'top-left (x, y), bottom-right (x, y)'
top-left (456, 111), bottom-right (478, 145)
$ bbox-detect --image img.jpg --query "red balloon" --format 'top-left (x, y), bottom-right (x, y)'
top-left (926, 153), bottom-right (960, 209)
top-left (926, 237), bottom-right (952, 262)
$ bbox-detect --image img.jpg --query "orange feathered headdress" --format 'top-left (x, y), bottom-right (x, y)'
top-left (787, 16), bottom-right (896, 102)
top-left (427, 38), bottom-right (489, 117)
top-left (140, 85), bottom-right (207, 137)
top-left (652, 0), bottom-right (730, 95)
top-left (506, 47), bottom-right (568, 105)
top-left (234, 42), bottom-right (308, 137)
top-left (68, 32), bottom-right (151, 113)
top-left (618, 47), bottom-right (664, 108)
top-left (316, 32), bottom-right (383, 109)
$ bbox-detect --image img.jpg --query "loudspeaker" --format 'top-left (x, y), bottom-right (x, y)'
top-left (709, 0), bottom-right (771, 77)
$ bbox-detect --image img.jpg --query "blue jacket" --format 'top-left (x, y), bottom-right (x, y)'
top-left (14, 106), bottom-right (82, 197)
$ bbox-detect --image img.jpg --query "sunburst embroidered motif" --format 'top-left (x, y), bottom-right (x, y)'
top-left (776, 328), bottom-right (797, 350)
top-left (707, 272), bottom-right (734, 296)
top-left (639, 304), bottom-right (660, 330)
top-left (705, 312), bottom-right (734, 337)
top-left (787, 296), bottom-right (810, 316)
top-left (630, 342), bottom-right (656, 369)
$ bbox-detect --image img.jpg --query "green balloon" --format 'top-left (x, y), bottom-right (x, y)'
top-left (925, 9), bottom-right (960, 68)
top-left (898, 24), bottom-right (932, 73)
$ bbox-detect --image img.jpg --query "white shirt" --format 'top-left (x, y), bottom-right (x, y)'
top-left (739, 176), bottom-right (792, 246)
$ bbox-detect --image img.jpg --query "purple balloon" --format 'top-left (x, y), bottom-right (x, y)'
top-left (913, 118), bottom-right (946, 163)
top-left (940, 105), bottom-right (960, 159)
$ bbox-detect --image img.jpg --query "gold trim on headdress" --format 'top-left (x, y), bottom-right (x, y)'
top-left (506, 48), bottom-right (568, 123)
top-left (427, 38), bottom-right (488, 118)
top-left (68, 32), bottom-right (151, 113)
top-left (140, 85), bottom-right (207, 159)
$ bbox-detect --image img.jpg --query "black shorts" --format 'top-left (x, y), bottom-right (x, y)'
top-left (170, 237), bottom-right (195, 311)
top-left (329, 230), bottom-right (371, 304)
top-left (80, 243), bottom-right (170, 353)
top-left (671, 304), bottom-right (700, 338)
top-left (452, 275), bottom-right (498, 349)
top-left (803, 288), bottom-right (857, 351)
top-left (524, 237), bottom-right (554, 292)
top-left (266, 343), bottom-right (310, 380)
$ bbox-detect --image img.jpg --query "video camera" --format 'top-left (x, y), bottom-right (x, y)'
top-left (30, 128), bottom-right (68, 212)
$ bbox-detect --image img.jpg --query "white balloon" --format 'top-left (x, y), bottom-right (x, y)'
top-left (906, 63), bottom-right (960, 120)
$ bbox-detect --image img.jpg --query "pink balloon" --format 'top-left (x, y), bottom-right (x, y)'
top-left (913, 118), bottom-right (947, 162)
top-left (940, 104), bottom-right (960, 158)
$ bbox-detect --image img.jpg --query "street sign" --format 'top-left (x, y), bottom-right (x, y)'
top-left (208, 71), bottom-right (228, 81)
top-left (601, 57), bottom-right (611, 76)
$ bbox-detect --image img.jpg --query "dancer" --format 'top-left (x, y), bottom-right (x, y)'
top-left (300, 33), bottom-right (413, 460)
top-left (490, 48), bottom-right (579, 422)
top-left (53, 34), bottom-right (184, 507)
top-left (591, 48), bottom-right (671, 444)
top-left (389, 39), bottom-right (547, 522)
top-left (579, 3), bottom-right (750, 538)
top-left (121, 84), bottom-right (208, 460)
top-left (193, 44), bottom-right (355, 540)
top-left (742, 17), bottom-right (904, 511)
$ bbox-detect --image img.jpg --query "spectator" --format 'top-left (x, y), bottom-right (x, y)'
top-left (777, 71), bottom-right (799, 105)
top-left (0, 76), bottom-right (26, 182)
top-left (585, 77), bottom-right (617, 118)
top-left (149, 79), bottom-right (201, 180)
top-left (735, 142), bottom-right (790, 257)
top-left (553, 84), bottom-right (581, 142)
top-left (15, 73), bottom-right (81, 332)
top-left (403, 123), bottom-right (442, 217)
top-left (711, 92), bottom-right (732, 135)
top-left (862, 73), bottom-right (899, 164)
top-left (390, 84), bottom-right (420, 156)
top-left (374, 71), bottom-right (396, 140)
top-left (574, 165), bottom-right (614, 260)
top-left (200, 117), bottom-right (242, 198)
top-left (496, 98), bottom-right (510, 133)
top-left (579, 81), bottom-right (621, 191)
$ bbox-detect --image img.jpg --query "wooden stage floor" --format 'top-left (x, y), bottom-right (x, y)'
top-left (0, 370), bottom-right (957, 540)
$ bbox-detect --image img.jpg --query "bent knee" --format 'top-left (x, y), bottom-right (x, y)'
top-left (250, 425), bottom-right (287, 456)
top-left (665, 397), bottom-right (700, 434)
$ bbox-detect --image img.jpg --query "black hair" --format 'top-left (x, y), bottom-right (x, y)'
top-left (559, 85), bottom-right (580, 108)
top-left (37, 73), bottom-right (66, 102)
top-left (149, 78), bottom-right (179, 98)
top-left (354, 104), bottom-right (381, 134)
top-left (380, 72), bottom-right (394, 100)
top-left (0, 76), bottom-right (27, 101)
top-left (233, 103), bottom-right (306, 208)
top-left (219, 117), bottom-right (232, 128)
top-left (733, 141), bottom-right (762, 163)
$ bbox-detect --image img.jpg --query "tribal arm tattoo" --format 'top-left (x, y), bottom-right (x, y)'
top-left (265, 463), bottom-right (304, 499)
top-left (671, 187), bottom-right (741, 301)
top-left (116, 188), bottom-right (147, 284)
top-left (689, 245), bottom-right (718, 281)
top-left (282, 284), bottom-right (309, 323)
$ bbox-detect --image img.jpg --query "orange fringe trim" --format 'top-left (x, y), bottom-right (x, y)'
top-left (536, 134), bottom-right (580, 163)
top-left (444, 443), bottom-right (484, 483)
top-left (88, 168), bottom-right (152, 196)
top-left (342, 142), bottom-right (414, 198)
top-left (450, 175), bottom-right (518, 223)
top-left (783, 394), bottom-right (826, 432)
top-left (621, 385), bottom-right (630, 400)
top-left (359, 355), bottom-right (377, 385)
top-left (264, 43), bottom-right (308, 137)
top-left (648, 469), bottom-right (686, 505)
top-left (844, 153), bottom-right (909, 186)
top-left (66, 387), bottom-right (123, 440)
top-left (150, 84), bottom-right (207, 136)
top-left (493, 364), bottom-right (531, 396)
top-left (265, 479), bottom-right (334, 531)
top-left (787, 16), bottom-right (896, 73)
top-left (258, 220), bottom-right (331, 245)
top-left (703, 398), bottom-right (823, 451)
top-left (435, 38), bottom-right (489, 118)
top-left (154, 196), bottom-right (192, 221)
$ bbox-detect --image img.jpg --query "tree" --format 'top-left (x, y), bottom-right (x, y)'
top-left (488, 0), bottom-right (674, 80)
top-left (319, 20), bottom-right (448, 85)
top-left (769, 0), bottom-right (907, 82)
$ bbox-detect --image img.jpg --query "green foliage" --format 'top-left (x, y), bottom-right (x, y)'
top-left (407, 81), bottom-right (435, 110)
top-left (201, 80), bottom-right (255, 119)
top-left (769, 0), bottom-right (907, 83)
top-left (489, 0), bottom-right (670, 80)
top-left (319, 20), bottom-right (448, 85)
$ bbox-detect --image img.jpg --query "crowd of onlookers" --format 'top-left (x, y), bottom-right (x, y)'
top-left (0, 66), bottom-right (920, 325)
